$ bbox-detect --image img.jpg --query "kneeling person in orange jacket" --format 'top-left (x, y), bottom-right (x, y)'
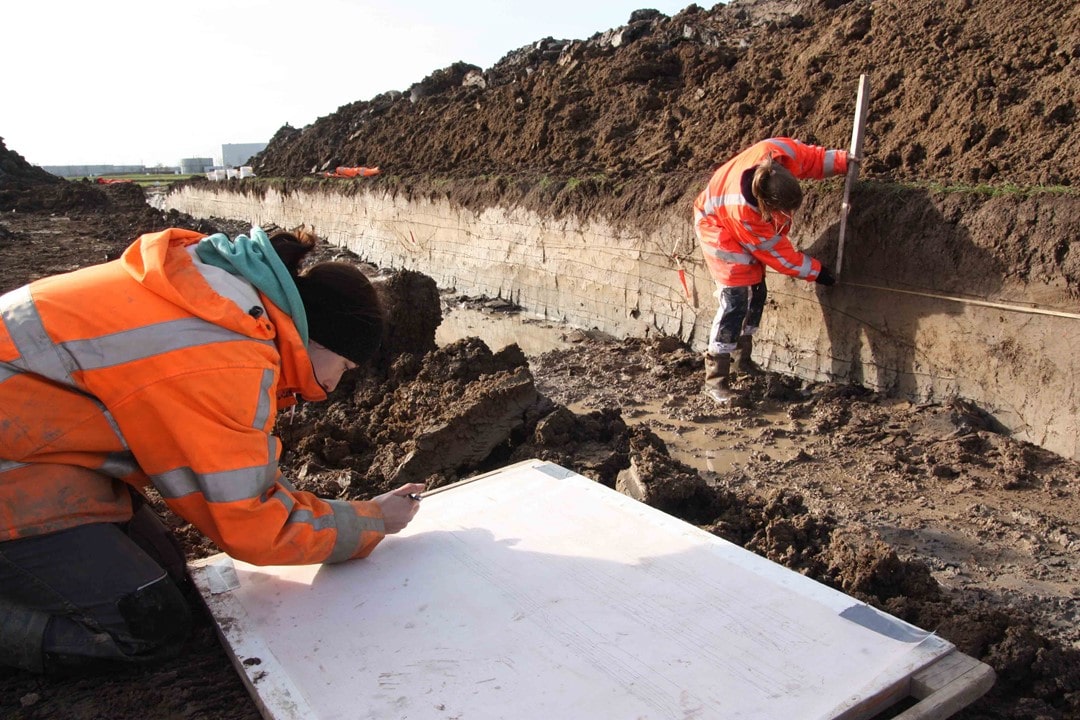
top-left (693, 137), bottom-right (848, 404)
top-left (0, 225), bottom-right (422, 674)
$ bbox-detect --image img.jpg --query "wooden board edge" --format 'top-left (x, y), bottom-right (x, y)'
top-left (189, 560), bottom-right (317, 720)
top-left (890, 651), bottom-right (996, 720)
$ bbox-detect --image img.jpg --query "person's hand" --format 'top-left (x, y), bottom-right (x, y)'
top-left (815, 266), bottom-right (836, 286)
top-left (373, 483), bottom-right (426, 534)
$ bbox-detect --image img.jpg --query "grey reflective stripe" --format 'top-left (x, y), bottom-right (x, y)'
top-left (764, 250), bottom-right (813, 278)
top-left (769, 138), bottom-right (797, 158)
top-left (795, 255), bottom-right (814, 277)
top-left (99, 451), bottom-right (139, 478)
top-left (0, 361), bottom-right (18, 384)
top-left (267, 484), bottom-right (295, 510)
top-left (153, 461), bottom-right (278, 502)
top-left (253, 369), bottom-right (274, 431)
top-left (702, 192), bottom-right (745, 216)
top-left (0, 459), bottom-right (28, 474)
top-left (748, 228), bottom-right (783, 252)
top-left (824, 150), bottom-right (840, 176)
top-left (0, 289), bottom-right (130, 451)
top-left (100, 409), bottom-right (130, 451)
top-left (267, 435), bottom-right (280, 479)
top-left (63, 318), bottom-right (273, 371)
top-left (326, 499), bottom-right (384, 563)
top-left (2, 284), bottom-right (272, 377)
top-left (188, 247), bottom-right (265, 317)
top-left (738, 223), bottom-right (813, 278)
top-left (700, 241), bottom-right (754, 265)
top-left (1, 286), bottom-right (78, 384)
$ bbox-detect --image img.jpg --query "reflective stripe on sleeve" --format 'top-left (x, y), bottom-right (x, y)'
top-left (824, 150), bottom-right (841, 176)
top-left (1, 286), bottom-right (78, 383)
top-left (746, 227), bottom-right (783, 252)
top-left (153, 462), bottom-right (280, 502)
top-left (738, 224), bottom-right (813, 278)
top-left (765, 251), bottom-right (813, 278)
top-left (769, 138), bottom-right (797, 158)
top-left (326, 499), bottom-right (385, 563)
top-left (702, 192), bottom-right (746, 216)
top-left (700, 242), bottom-right (755, 265)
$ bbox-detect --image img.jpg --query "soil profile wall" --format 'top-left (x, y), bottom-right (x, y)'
top-left (164, 184), bottom-right (1079, 460)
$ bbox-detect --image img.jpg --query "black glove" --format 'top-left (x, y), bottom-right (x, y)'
top-left (815, 266), bottom-right (836, 286)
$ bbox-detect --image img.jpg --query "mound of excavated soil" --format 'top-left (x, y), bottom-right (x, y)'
top-left (0, 137), bottom-right (62, 190)
top-left (252, 0), bottom-right (1080, 187)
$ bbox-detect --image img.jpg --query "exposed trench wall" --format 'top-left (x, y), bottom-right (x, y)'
top-left (165, 185), bottom-right (1079, 460)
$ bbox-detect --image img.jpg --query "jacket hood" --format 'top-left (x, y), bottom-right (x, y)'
top-left (120, 228), bottom-right (325, 403)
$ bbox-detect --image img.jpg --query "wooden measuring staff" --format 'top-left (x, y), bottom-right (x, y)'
top-left (835, 74), bottom-right (870, 278)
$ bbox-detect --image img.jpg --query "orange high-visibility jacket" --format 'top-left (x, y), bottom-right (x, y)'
top-left (0, 228), bottom-right (385, 565)
top-left (693, 138), bottom-right (848, 287)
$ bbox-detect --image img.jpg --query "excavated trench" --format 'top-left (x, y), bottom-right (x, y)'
top-left (165, 181), bottom-right (1080, 461)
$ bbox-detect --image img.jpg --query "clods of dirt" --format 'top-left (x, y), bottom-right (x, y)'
top-left (252, 0), bottom-right (1080, 187)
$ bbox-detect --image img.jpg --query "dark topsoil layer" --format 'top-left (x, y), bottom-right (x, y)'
top-left (1, 0), bottom-right (1079, 717)
top-left (253, 0), bottom-right (1079, 187)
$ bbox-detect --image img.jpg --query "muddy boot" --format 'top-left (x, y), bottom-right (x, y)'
top-left (733, 335), bottom-right (764, 377)
top-left (0, 596), bottom-right (48, 673)
top-left (702, 352), bottom-right (737, 405)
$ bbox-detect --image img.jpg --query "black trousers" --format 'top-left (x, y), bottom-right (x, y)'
top-left (0, 504), bottom-right (192, 673)
top-left (708, 279), bottom-right (768, 354)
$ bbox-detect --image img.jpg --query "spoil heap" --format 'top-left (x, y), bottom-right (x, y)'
top-left (253, 0), bottom-right (1079, 186)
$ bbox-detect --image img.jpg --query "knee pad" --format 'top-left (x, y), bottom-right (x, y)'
top-left (0, 597), bottom-right (49, 673)
top-left (116, 575), bottom-right (192, 657)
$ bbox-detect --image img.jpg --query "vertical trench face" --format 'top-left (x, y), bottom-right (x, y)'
top-left (166, 185), bottom-right (1080, 461)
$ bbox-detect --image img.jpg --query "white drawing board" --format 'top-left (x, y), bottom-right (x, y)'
top-left (191, 459), bottom-right (976, 720)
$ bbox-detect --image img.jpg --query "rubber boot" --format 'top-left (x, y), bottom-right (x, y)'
top-left (702, 352), bottom-right (737, 405)
top-left (0, 596), bottom-right (48, 673)
top-left (733, 335), bottom-right (764, 377)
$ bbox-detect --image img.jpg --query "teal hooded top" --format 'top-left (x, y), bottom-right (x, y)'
top-left (195, 226), bottom-right (309, 345)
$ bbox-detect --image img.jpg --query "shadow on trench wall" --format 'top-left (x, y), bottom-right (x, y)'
top-left (801, 184), bottom-right (1006, 402)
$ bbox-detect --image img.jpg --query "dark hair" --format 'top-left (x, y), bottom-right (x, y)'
top-left (751, 157), bottom-right (803, 221)
top-left (269, 226), bottom-right (385, 364)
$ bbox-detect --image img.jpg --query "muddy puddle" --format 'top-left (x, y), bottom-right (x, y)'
top-left (437, 304), bottom-right (800, 476)
top-left (595, 399), bottom-right (801, 476)
top-left (436, 304), bottom-right (573, 357)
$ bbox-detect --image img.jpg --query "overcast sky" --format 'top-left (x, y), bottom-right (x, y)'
top-left (5, 0), bottom-right (693, 168)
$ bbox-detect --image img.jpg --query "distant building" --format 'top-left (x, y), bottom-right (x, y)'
top-left (43, 164), bottom-right (146, 178)
top-left (180, 157), bottom-right (215, 174)
top-left (221, 143), bottom-right (267, 168)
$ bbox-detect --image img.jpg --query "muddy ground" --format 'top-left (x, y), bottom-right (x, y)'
top-left (2, 0), bottom-right (1080, 716)
top-left (1, 143), bottom-right (1079, 719)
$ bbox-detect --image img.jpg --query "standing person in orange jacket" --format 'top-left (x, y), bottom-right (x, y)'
top-left (0, 225), bottom-right (423, 674)
top-left (693, 137), bottom-right (850, 405)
